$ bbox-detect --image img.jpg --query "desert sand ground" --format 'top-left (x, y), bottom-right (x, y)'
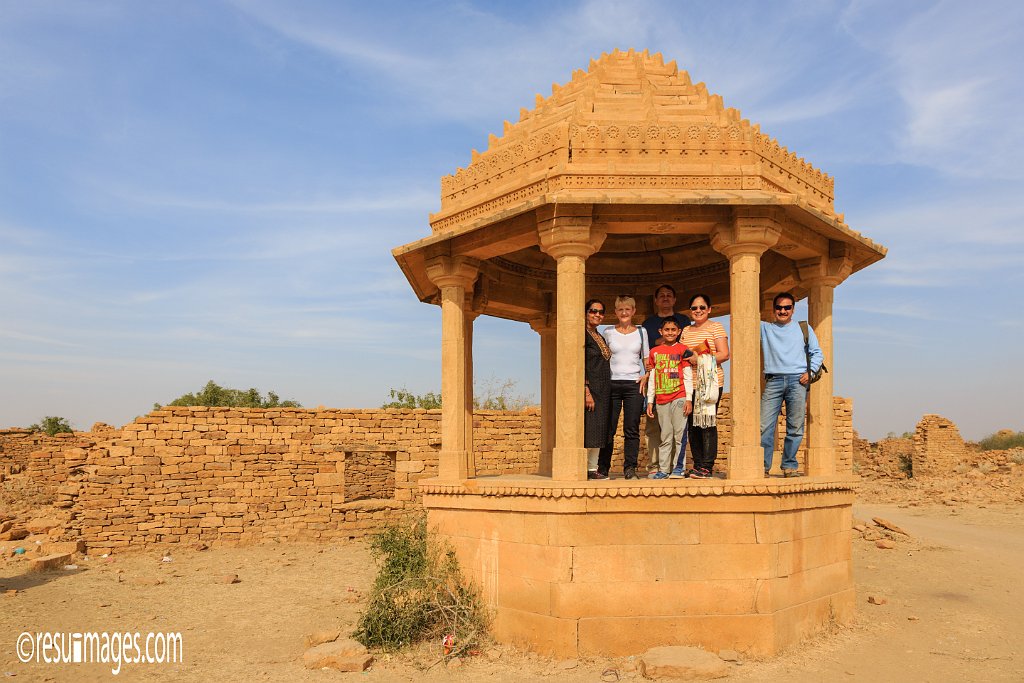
top-left (3, 496), bottom-right (1023, 682)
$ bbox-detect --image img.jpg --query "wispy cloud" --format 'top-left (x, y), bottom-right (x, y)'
top-left (842, 0), bottom-right (1024, 179)
top-left (0, 330), bottom-right (81, 348)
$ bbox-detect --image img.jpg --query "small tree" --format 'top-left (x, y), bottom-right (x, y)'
top-left (473, 376), bottom-right (534, 410)
top-left (155, 380), bottom-right (301, 409)
top-left (28, 416), bottom-right (74, 436)
top-left (382, 388), bottom-right (442, 410)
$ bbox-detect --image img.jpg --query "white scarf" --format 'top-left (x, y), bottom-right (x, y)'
top-left (692, 354), bottom-right (719, 428)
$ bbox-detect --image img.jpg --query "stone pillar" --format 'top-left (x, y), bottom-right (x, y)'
top-left (425, 256), bottom-right (480, 481)
top-left (464, 309), bottom-right (480, 477)
top-left (799, 248), bottom-right (852, 476)
top-left (538, 205), bottom-right (605, 482)
top-left (710, 211), bottom-right (781, 480)
top-left (530, 315), bottom-right (557, 476)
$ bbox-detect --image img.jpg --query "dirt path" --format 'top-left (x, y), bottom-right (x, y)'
top-left (3, 504), bottom-right (1023, 681)
top-left (735, 503), bottom-right (1024, 682)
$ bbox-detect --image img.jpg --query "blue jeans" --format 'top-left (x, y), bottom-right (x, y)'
top-left (760, 374), bottom-right (807, 471)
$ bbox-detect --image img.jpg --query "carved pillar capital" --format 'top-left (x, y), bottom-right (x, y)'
top-left (797, 243), bottom-right (854, 288)
top-left (528, 314), bottom-right (556, 334)
top-left (537, 204), bottom-right (605, 260)
top-left (710, 211), bottom-right (782, 260)
top-left (425, 255), bottom-right (481, 290)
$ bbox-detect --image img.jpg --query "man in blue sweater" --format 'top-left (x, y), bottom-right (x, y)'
top-left (760, 292), bottom-right (824, 477)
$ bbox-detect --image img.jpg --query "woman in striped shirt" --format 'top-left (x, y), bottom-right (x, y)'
top-left (681, 294), bottom-right (730, 478)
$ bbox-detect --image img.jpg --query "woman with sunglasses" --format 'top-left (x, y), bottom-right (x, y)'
top-left (584, 299), bottom-right (613, 480)
top-left (680, 294), bottom-right (729, 478)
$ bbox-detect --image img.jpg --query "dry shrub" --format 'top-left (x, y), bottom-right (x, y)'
top-left (978, 431), bottom-right (1024, 451)
top-left (353, 514), bottom-right (490, 660)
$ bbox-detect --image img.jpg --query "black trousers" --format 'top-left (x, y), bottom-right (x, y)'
top-left (688, 391), bottom-right (722, 473)
top-left (598, 380), bottom-right (644, 474)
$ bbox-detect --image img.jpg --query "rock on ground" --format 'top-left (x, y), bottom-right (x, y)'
top-left (638, 646), bottom-right (730, 680)
top-left (302, 637), bottom-right (373, 671)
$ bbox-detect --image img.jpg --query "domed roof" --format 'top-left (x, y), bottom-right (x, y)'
top-left (433, 48), bottom-right (834, 234)
top-left (395, 49), bottom-right (886, 323)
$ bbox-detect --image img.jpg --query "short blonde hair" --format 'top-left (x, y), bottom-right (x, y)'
top-left (614, 295), bottom-right (636, 310)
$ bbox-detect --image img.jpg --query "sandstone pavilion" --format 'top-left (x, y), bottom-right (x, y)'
top-left (393, 49), bottom-right (886, 658)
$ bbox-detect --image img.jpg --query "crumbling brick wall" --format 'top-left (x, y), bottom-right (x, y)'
top-left (853, 437), bottom-right (913, 478)
top-left (51, 407), bottom-right (541, 549)
top-left (0, 429), bottom-right (98, 485)
top-left (913, 414), bottom-right (966, 477)
top-left (24, 399), bottom-right (853, 549)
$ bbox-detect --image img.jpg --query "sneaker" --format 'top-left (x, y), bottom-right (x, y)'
top-left (587, 470), bottom-right (608, 480)
top-left (689, 468), bottom-right (711, 479)
top-left (669, 468), bottom-right (686, 479)
top-left (651, 472), bottom-right (669, 480)
top-left (783, 469), bottom-right (803, 478)
top-left (764, 469), bottom-right (771, 477)
top-left (624, 467), bottom-right (637, 480)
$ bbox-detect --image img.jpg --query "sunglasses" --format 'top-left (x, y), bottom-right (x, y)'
top-left (587, 308), bottom-right (605, 315)
top-left (690, 305), bottom-right (708, 312)
top-left (775, 304), bottom-right (793, 311)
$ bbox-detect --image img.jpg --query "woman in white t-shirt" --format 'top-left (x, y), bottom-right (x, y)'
top-left (597, 296), bottom-right (650, 480)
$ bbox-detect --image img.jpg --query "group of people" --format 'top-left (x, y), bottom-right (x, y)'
top-left (584, 285), bottom-right (823, 480)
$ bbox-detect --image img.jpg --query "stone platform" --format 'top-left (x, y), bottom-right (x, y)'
top-left (423, 474), bottom-right (855, 658)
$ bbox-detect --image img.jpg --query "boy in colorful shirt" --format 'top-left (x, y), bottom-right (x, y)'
top-left (644, 318), bottom-right (694, 479)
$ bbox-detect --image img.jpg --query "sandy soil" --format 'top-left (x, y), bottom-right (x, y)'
top-left (3, 502), bottom-right (1023, 682)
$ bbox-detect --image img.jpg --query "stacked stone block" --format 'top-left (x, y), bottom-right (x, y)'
top-left (0, 430), bottom-right (93, 483)
top-left (912, 415), bottom-right (966, 477)
top-left (20, 400), bottom-right (853, 549)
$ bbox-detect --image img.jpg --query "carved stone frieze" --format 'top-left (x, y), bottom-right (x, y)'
top-left (420, 477), bottom-right (857, 499)
top-left (432, 49), bottom-right (837, 232)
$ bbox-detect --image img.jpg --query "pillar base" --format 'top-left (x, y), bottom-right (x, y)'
top-left (438, 449), bottom-right (469, 480)
top-left (727, 445), bottom-right (767, 480)
top-left (424, 475), bottom-right (856, 658)
top-left (806, 446), bottom-right (837, 477)
top-left (551, 446), bottom-right (587, 481)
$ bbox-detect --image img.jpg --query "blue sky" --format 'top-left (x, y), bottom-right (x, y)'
top-left (1, 0), bottom-right (1021, 440)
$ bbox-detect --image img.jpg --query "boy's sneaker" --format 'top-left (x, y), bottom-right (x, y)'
top-left (783, 469), bottom-right (803, 478)
top-left (587, 470), bottom-right (608, 480)
top-left (624, 467), bottom-right (637, 480)
top-left (651, 471), bottom-right (669, 480)
top-left (689, 468), bottom-right (711, 479)
top-left (669, 467), bottom-right (686, 479)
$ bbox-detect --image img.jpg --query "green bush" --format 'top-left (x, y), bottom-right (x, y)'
top-left (897, 453), bottom-right (913, 477)
top-left (353, 515), bottom-right (489, 658)
top-left (28, 416), bottom-right (73, 436)
top-left (155, 380), bottom-right (300, 409)
top-left (977, 431), bottom-right (1024, 451)
top-left (382, 388), bottom-right (442, 410)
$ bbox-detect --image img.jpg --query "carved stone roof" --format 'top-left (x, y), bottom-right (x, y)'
top-left (433, 48), bottom-right (836, 234)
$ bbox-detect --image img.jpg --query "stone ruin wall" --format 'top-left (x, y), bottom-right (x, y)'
top-left (912, 414), bottom-right (967, 477)
top-left (9, 399), bottom-right (854, 550)
top-left (1, 430), bottom-right (86, 483)
top-left (852, 437), bottom-right (914, 479)
top-left (850, 413), bottom-right (1024, 478)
